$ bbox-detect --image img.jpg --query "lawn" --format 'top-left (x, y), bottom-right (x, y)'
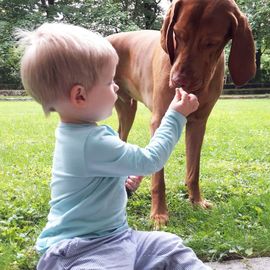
top-left (0, 99), bottom-right (270, 269)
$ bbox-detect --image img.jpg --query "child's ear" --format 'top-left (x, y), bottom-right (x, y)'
top-left (70, 85), bottom-right (87, 107)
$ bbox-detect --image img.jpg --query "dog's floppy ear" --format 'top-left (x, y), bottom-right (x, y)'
top-left (228, 9), bottom-right (256, 86)
top-left (160, 0), bottom-right (182, 65)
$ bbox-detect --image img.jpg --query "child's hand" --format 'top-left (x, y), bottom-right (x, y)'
top-left (169, 88), bottom-right (199, 117)
top-left (125, 176), bottom-right (143, 193)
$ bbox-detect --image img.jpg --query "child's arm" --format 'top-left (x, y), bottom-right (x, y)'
top-left (86, 88), bottom-right (199, 177)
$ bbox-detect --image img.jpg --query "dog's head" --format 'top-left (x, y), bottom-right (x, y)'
top-left (160, 0), bottom-right (256, 92)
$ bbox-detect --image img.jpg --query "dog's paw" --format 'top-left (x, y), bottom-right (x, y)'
top-left (191, 198), bottom-right (213, 209)
top-left (150, 213), bottom-right (168, 230)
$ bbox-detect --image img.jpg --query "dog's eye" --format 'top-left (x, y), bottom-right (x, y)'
top-left (204, 41), bottom-right (219, 48)
top-left (206, 42), bottom-right (215, 47)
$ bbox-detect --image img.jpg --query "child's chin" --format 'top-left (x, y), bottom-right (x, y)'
top-left (97, 111), bottom-right (112, 122)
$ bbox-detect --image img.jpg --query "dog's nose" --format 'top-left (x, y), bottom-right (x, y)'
top-left (171, 73), bottom-right (188, 89)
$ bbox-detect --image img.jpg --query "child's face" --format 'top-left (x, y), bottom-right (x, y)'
top-left (85, 62), bottom-right (119, 122)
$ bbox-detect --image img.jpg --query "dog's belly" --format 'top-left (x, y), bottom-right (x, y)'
top-left (109, 30), bottom-right (159, 111)
top-left (123, 78), bottom-right (153, 110)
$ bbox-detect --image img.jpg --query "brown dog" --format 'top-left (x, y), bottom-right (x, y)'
top-left (108, 0), bottom-right (256, 228)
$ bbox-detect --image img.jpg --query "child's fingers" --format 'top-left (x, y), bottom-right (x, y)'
top-left (136, 176), bottom-right (143, 183)
top-left (172, 88), bottom-right (182, 103)
top-left (188, 93), bottom-right (197, 101)
top-left (128, 175), bottom-right (137, 181)
top-left (175, 88), bottom-right (182, 99)
top-left (129, 175), bottom-right (143, 182)
top-left (178, 87), bottom-right (187, 96)
top-left (125, 179), bottom-right (136, 190)
top-left (127, 176), bottom-right (142, 185)
top-left (180, 90), bottom-right (188, 103)
top-left (125, 177), bottom-right (141, 192)
top-left (188, 95), bottom-right (199, 111)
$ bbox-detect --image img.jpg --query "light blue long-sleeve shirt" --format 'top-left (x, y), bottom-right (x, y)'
top-left (36, 109), bottom-right (186, 253)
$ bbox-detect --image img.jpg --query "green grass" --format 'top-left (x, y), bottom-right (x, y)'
top-left (0, 99), bottom-right (270, 269)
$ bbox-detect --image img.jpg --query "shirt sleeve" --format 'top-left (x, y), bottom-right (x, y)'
top-left (85, 109), bottom-right (187, 177)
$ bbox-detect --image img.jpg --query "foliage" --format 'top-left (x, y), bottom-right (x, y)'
top-left (0, 0), bottom-right (269, 86)
top-left (0, 0), bottom-right (164, 87)
top-left (0, 100), bottom-right (270, 269)
top-left (0, 0), bottom-right (45, 86)
top-left (238, 0), bottom-right (270, 49)
top-left (237, 0), bottom-right (270, 81)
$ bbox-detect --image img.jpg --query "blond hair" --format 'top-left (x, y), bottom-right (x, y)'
top-left (15, 23), bottom-right (118, 115)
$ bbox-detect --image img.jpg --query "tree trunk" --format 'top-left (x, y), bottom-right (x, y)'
top-left (255, 47), bottom-right (262, 82)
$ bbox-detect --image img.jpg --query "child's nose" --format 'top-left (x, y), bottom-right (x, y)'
top-left (114, 83), bottom-right (119, 93)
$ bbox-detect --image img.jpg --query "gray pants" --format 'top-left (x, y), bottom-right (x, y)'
top-left (37, 229), bottom-right (211, 270)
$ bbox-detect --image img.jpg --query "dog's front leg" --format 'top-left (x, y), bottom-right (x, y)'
top-left (185, 114), bottom-right (212, 208)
